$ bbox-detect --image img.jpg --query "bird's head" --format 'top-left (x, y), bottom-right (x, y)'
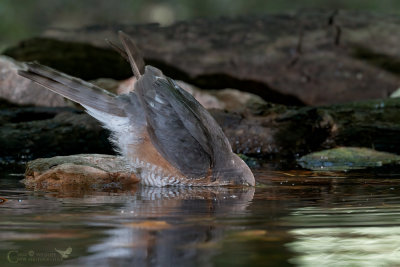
top-left (216, 154), bottom-right (255, 186)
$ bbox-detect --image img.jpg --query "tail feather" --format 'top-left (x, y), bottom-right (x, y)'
top-left (18, 62), bottom-right (126, 117)
top-left (118, 31), bottom-right (145, 79)
top-left (106, 35), bottom-right (145, 76)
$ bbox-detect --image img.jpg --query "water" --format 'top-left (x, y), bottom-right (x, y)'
top-left (2, 169), bottom-right (400, 266)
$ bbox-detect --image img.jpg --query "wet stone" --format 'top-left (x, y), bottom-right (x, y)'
top-left (297, 147), bottom-right (400, 171)
top-left (23, 154), bottom-right (139, 190)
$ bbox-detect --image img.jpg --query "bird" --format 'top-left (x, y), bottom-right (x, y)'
top-left (18, 31), bottom-right (255, 187)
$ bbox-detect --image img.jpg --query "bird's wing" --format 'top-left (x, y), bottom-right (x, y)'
top-left (135, 68), bottom-right (213, 178)
top-left (18, 62), bottom-right (126, 117)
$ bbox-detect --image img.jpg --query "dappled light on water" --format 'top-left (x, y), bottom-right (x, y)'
top-left (287, 208), bottom-right (400, 266)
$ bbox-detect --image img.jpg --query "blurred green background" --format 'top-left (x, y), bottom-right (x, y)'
top-left (1, 0), bottom-right (400, 50)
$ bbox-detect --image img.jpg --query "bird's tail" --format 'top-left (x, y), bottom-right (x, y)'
top-left (18, 62), bottom-right (126, 117)
top-left (106, 31), bottom-right (145, 78)
top-left (18, 31), bottom-right (146, 117)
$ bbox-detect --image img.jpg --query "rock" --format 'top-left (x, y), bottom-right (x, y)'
top-left (297, 147), bottom-right (400, 171)
top-left (3, 38), bottom-right (131, 80)
top-left (113, 77), bottom-right (137, 95)
top-left (0, 56), bottom-right (69, 107)
top-left (212, 97), bottom-right (400, 157)
top-left (4, 11), bottom-right (400, 105)
top-left (23, 154), bottom-right (139, 190)
top-left (0, 56), bottom-right (265, 111)
top-left (95, 76), bottom-right (266, 111)
top-left (0, 107), bottom-right (114, 164)
top-left (176, 80), bottom-right (266, 111)
top-left (3, 96), bottom-right (400, 164)
top-left (94, 76), bottom-right (225, 109)
top-left (90, 78), bottom-right (122, 95)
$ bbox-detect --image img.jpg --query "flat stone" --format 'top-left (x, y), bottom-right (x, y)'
top-left (23, 154), bottom-right (139, 190)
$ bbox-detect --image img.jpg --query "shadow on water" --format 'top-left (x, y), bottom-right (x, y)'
top-left (2, 169), bottom-right (400, 266)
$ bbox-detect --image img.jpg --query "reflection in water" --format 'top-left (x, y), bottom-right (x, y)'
top-left (286, 206), bottom-right (400, 266)
top-left (0, 197), bottom-right (7, 204)
top-left (67, 187), bottom-right (255, 266)
top-left (3, 170), bottom-right (400, 266)
top-left (0, 180), bottom-right (255, 267)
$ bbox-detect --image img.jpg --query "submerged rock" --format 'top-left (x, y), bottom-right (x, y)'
top-left (297, 147), bottom-right (400, 171)
top-left (23, 154), bottom-right (139, 190)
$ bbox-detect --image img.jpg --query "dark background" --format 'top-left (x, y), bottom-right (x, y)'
top-left (1, 0), bottom-right (399, 50)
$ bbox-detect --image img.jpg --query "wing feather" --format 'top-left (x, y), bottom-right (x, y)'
top-left (135, 67), bottom-right (212, 178)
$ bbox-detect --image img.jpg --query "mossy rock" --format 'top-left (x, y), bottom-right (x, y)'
top-left (297, 147), bottom-right (400, 171)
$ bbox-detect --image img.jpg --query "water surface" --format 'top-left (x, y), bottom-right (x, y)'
top-left (1, 169), bottom-right (400, 266)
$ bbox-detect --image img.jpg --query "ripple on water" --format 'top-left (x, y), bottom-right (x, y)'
top-left (286, 207), bottom-right (400, 266)
top-left (1, 169), bottom-right (400, 266)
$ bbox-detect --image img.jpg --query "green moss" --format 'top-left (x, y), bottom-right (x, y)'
top-left (298, 147), bottom-right (400, 171)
